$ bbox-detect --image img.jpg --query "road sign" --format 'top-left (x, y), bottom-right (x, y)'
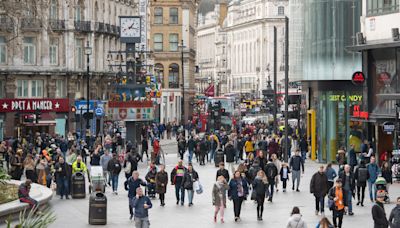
top-left (95, 107), bottom-right (104, 116)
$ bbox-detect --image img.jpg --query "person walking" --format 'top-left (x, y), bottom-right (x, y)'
top-left (367, 156), bottom-right (381, 202)
top-left (131, 187), bottom-right (152, 228)
top-left (310, 165), bottom-right (329, 216)
top-left (54, 157), bottom-right (71, 199)
top-left (244, 137), bottom-right (254, 159)
top-left (253, 170), bottom-right (268, 220)
top-left (171, 160), bottom-right (187, 205)
top-left (71, 155), bottom-right (87, 174)
top-left (389, 197), bottom-right (400, 228)
top-left (381, 162), bottom-right (392, 193)
top-left (216, 162), bottom-right (230, 182)
top-left (225, 141), bottom-right (236, 174)
top-left (271, 153), bottom-right (282, 192)
top-left (107, 153), bottom-right (122, 194)
top-left (328, 179), bottom-right (348, 228)
top-left (141, 137), bottom-right (149, 162)
top-left (100, 149), bottom-right (112, 186)
top-left (354, 160), bottom-right (368, 207)
top-left (286, 206), bottom-right (307, 228)
top-left (299, 135), bottom-right (308, 161)
top-left (125, 171), bottom-right (147, 220)
top-left (264, 160), bottom-right (278, 202)
top-left (187, 136), bottom-right (196, 164)
top-left (339, 164), bottom-right (355, 215)
top-left (212, 176), bottom-right (229, 223)
top-left (325, 163), bottom-right (337, 191)
top-left (372, 191), bottom-right (389, 228)
top-left (23, 154), bottom-right (37, 183)
top-left (289, 150), bottom-right (304, 192)
top-left (280, 163), bottom-right (290, 192)
top-left (348, 144), bottom-right (358, 173)
top-left (182, 163), bottom-right (199, 206)
top-left (228, 170), bottom-right (249, 222)
top-left (178, 135), bottom-right (187, 160)
top-left (155, 164), bottom-right (168, 206)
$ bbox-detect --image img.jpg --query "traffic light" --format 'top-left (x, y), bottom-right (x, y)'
top-left (35, 109), bottom-right (41, 123)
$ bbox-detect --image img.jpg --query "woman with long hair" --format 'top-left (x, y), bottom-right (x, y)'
top-left (212, 175), bottom-right (229, 223)
top-left (228, 170), bottom-right (249, 222)
top-left (317, 217), bottom-right (334, 228)
top-left (253, 170), bottom-right (268, 220)
top-left (286, 206), bottom-right (307, 228)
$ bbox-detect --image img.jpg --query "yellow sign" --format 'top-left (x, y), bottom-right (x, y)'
top-left (329, 95), bottom-right (362, 102)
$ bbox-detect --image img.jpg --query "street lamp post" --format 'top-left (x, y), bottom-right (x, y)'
top-left (284, 16), bottom-right (289, 162)
top-left (179, 40), bottom-right (186, 134)
top-left (85, 41), bottom-right (92, 145)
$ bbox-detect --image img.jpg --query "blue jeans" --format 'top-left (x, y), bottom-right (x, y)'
top-left (175, 185), bottom-right (185, 202)
top-left (368, 181), bottom-right (377, 201)
top-left (209, 149), bottom-right (216, 162)
top-left (187, 190), bottom-right (194, 204)
top-left (346, 189), bottom-right (353, 213)
top-left (188, 149), bottom-right (193, 163)
top-left (111, 174), bottom-right (119, 192)
top-left (57, 176), bottom-right (69, 197)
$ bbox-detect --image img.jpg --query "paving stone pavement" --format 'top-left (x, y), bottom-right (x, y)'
top-left (47, 147), bottom-right (400, 228)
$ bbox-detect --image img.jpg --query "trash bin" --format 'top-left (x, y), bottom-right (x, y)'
top-left (214, 149), bottom-right (224, 167)
top-left (71, 172), bottom-right (86, 199)
top-left (89, 192), bottom-right (107, 225)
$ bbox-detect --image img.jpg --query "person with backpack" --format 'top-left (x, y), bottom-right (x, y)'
top-left (264, 160), bottom-right (278, 202)
top-left (286, 206), bottom-right (307, 228)
top-left (354, 160), bottom-right (369, 207)
top-left (125, 171), bottom-right (147, 220)
top-left (107, 153), bottom-right (122, 194)
top-left (310, 165), bottom-right (329, 216)
top-left (224, 141), bottom-right (236, 174)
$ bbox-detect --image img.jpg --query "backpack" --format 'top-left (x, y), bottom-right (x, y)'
top-left (358, 167), bottom-right (368, 183)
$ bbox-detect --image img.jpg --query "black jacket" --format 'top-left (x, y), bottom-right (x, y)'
top-left (252, 177), bottom-right (268, 197)
top-left (355, 165), bottom-right (369, 187)
top-left (107, 158), bottom-right (122, 175)
top-left (372, 202), bottom-right (389, 228)
top-left (389, 205), bottom-right (400, 228)
top-left (264, 162), bottom-right (278, 184)
top-left (310, 172), bottom-right (329, 197)
top-left (182, 170), bottom-right (199, 190)
top-left (289, 155), bottom-right (304, 171)
top-left (224, 144), bottom-right (235, 163)
top-left (339, 171), bottom-right (355, 192)
top-left (216, 168), bottom-right (230, 182)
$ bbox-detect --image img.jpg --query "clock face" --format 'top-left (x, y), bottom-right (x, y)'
top-left (120, 17), bottom-right (141, 38)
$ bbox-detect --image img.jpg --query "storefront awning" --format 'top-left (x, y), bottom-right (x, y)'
top-left (346, 39), bottom-right (400, 52)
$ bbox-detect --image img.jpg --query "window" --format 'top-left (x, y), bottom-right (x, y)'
top-left (0, 81), bottom-right (4, 98)
top-left (367, 0), bottom-right (399, 16)
top-left (169, 34), bottom-right (178, 51)
top-left (168, 63), bottom-right (179, 88)
top-left (49, 0), bottom-right (58, 19)
top-left (154, 7), bottom-right (163, 24)
top-left (169, 8), bottom-right (178, 24)
top-left (75, 0), bottom-right (84, 21)
top-left (17, 80), bottom-right (28, 97)
top-left (0, 37), bottom-right (6, 64)
top-left (154, 33), bottom-right (163, 51)
top-left (278, 6), bottom-right (284, 15)
top-left (23, 37), bottom-right (36, 65)
top-left (49, 38), bottom-right (58, 65)
top-left (56, 79), bottom-right (65, 98)
top-left (75, 39), bottom-right (84, 69)
top-left (31, 80), bottom-right (44, 97)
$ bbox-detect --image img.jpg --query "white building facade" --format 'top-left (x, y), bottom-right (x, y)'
top-left (225, 0), bottom-right (288, 98)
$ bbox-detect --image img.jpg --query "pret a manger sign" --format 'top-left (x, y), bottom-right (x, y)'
top-left (0, 99), bottom-right (69, 112)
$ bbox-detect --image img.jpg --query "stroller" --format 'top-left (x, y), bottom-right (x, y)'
top-left (88, 166), bottom-right (106, 194)
top-left (375, 177), bottom-right (390, 203)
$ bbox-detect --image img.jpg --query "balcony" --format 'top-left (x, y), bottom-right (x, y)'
top-left (168, 82), bottom-right (180, 89)
top-left (21, 18), bottom-right (42, 31)
top-left (74, 21), bottom-right (91, 32)
top-left (105, 23), bottom-right (111, 35)
top-left (95, 22), bottom-right (105, 33)
top-left (111, 25), bottom-right (118, 36)
top-left (48, 19), bottom-right (66, 31)
top-left (0, 16), bottom-right (14, 32)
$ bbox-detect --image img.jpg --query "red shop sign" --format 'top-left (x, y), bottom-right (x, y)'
top-left (352, 71), bottom-right (365, 86)
top-left (0, 99), bottom-right (69, 113)
top-left (352, 105), bottom-right (369, 120)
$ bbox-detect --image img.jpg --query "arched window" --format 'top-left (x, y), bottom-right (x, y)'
top-left (155, 63), bottom-right (164, 86)
top-left (168, 63), bottom-right (179, 88)
top-left (278, 6), bottom-right (284, 15)
top-left (49, 0), bottom-right (58, 20)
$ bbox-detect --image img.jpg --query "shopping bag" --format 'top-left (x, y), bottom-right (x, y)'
top-left (194, 181), bottom-right (203, 194)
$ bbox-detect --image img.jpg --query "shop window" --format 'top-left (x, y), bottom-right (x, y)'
top-left (169, 8), bottom-right (178, 24)
top-left (56, 79), bottom-right (66, 98)
top-left (168, 63), bottom-right (179, 88)
top-left (23, 37), bottom-right (36, 65)
top-left (154, 7), bottom-right (163, 24)
top-left (367, 0), bottom-right (399, 16)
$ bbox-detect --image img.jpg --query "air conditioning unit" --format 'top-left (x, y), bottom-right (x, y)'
top-left (356, 32), bottom-right (365, 45)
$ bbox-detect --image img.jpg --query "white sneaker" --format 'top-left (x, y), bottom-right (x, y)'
top-left (315, 210), bottom-right (319, 215)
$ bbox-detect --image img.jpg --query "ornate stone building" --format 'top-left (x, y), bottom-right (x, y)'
top-left (0, 0), bottom-right (137, 139)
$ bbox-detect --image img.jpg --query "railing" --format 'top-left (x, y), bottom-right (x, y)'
top-left (95, 22), bottom-right (105, 33)
top-left (0, 16), bottom-right (14, 32)
top-left (105, 23), bottom-right (111, 34)
top-left (48, 19), bottom-right (66, 31)
top-left (21, 18), bottom-right (42, 31)
top-left (74, 21), bottom-right (91, 32)
top-left (168, 82), bottom-right (180, 88)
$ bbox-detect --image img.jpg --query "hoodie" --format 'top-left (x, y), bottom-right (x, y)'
top-left (286, 214), bottom-right (307, 228)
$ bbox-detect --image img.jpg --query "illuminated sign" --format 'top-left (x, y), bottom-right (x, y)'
top-left (352, 71), bottom-right (365, 85)
top-left (329, 95), bottom-right (362, 102)
top-left (352, 105), bottom-right (368, 120)
top-left (383, 121), bottom-right (395, 135)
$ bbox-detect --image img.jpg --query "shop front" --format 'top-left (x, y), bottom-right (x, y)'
top-left (0, 98), bottom-right (70, 138)
top-left (304, 81), bottom-right (364, 163)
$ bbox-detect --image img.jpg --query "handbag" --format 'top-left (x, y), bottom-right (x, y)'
top-left (194, 181), bottom-right (203, 194)
top-left (328, 199), bottom-right (334, 211)
top-left (251, 190), bottom-right (257, 200)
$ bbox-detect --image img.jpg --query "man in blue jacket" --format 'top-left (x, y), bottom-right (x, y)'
top-left (367, 156), bottom-right (380, 202)
top-left (125, 171), bottom-right (147, 220)
top-left (131, 187), bottom-right (152, 228)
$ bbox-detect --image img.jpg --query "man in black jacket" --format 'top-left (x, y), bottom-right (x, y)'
top-left (107, 153), bottom-right (122, 194)
top-left (224, 141), bottom-right (236, 173)
top-left (216, 162), bottom-right (230, 182)
top-left (310, 165), bottom-right (329, 216)
top-left (55, 157), bottom-right (71, 199)
top-left (372, 191), bottom-right (389, 228)
top-left (339, 164), bottom-right (355, 215)
top-left (289, 150), bottom-right (304, 192)
top-left (389, 197), bottom-right (400, 228)
top-left (264, 160), bottom-right (278, 202)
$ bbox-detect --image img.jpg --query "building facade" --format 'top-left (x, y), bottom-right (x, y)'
top-left (303, 0), bottom-right (362, 162)
top-left (348, 0), bottom-right (400, 163)
top-left (196, 1), bottom-right (227, 96)
top-left (149, 0), bottom-right (198, 124)
top-left (225, 0), bottom-right (288, 98)
top-left (0, 0), bottom-right (137, 139)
